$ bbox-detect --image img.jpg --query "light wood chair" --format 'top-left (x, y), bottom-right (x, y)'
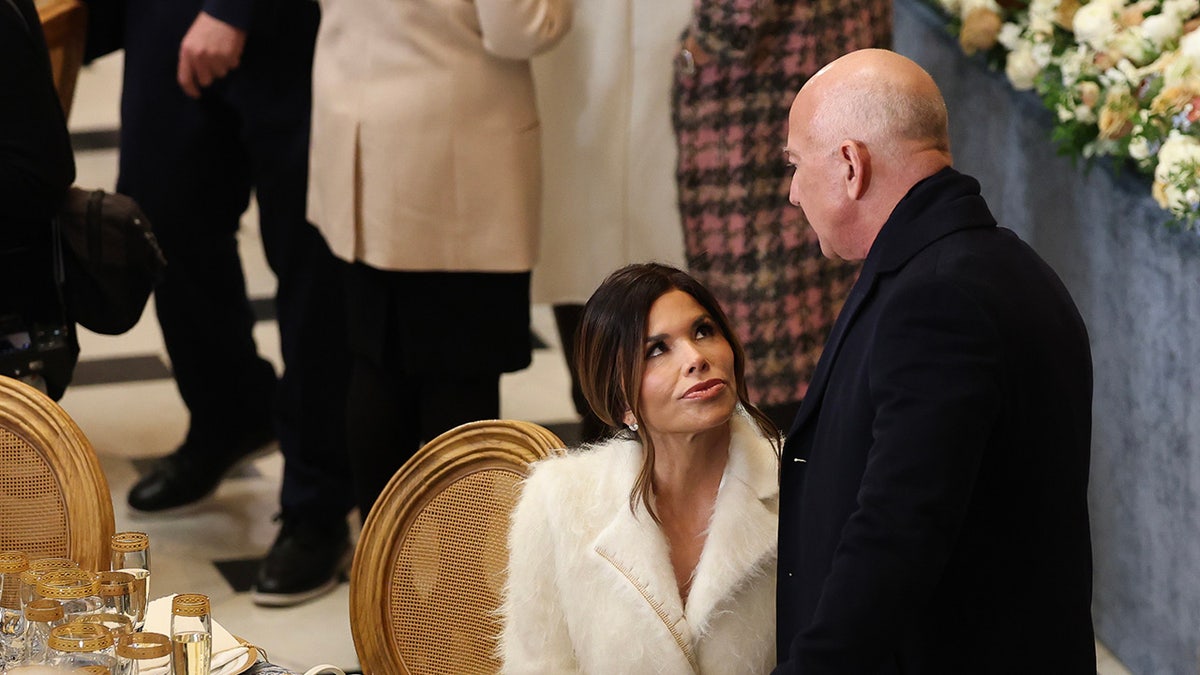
top-left (0, 375), bottom-right (115, 573)
top-left (350, 420), bottom-right (565, 675)
top-left (36, 0), bottom-right (88, 118)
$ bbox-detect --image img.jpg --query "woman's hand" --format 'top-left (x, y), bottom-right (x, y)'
top-left (678, 34), bottom-right (711, 75)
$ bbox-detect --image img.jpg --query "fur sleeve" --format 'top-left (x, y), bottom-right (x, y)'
top-left (498, 463), bottom-right (581, 673)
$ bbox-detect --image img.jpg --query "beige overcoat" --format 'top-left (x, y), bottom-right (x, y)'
top-left (308, 0), bottom-right (572, 272)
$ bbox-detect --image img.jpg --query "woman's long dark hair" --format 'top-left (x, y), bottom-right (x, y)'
top-left (575, 263), bottom-right (780, 522)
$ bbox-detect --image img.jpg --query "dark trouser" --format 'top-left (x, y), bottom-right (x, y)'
top-left (117, 0), bottom-right (353, 524)
top-left (346, 356), bottom-right (499, 520)
top-left (341, 263), bottom-right (530, 520)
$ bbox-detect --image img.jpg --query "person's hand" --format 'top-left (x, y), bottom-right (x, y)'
top-left (684, 34), bottom-right (711, 69)
top-left (177, 12), bottom-right (247, 99)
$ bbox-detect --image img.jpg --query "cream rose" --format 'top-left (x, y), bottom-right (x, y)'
top-left (961, 7), bottom-right (1005, 54)
top-left (1006, 42), bottom-right (1042, 89)
top-left (1073, 0), bottom-right (1122, 51)
top-left (1153, 132), bottom-right (1200, 209)
top-left (1144, 13), bottom-right (1184, 47)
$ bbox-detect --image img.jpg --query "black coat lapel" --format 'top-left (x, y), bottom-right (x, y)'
top-left (784, 167), bottom-right (997, 443)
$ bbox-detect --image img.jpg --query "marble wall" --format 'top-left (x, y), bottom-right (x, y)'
top-left (895, 1), bottom-right (1200, 671)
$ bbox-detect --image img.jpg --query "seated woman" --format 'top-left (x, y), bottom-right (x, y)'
top-left (500, 262), bottom-right (780, 673)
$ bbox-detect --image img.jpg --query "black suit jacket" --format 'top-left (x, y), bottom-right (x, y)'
top-left (775, 168), bottom-right (1096, 674)
top-left (0, 0), bottom-right (75, 320)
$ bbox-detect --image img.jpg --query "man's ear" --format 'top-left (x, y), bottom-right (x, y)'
top-left (840, 140), bottom-right (870, 200)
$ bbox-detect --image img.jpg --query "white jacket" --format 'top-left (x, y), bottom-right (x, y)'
top-left (500, 413), bottom-right (779, 674)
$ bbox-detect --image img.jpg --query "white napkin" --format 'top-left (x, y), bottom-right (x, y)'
top-left (139, 595), bottom-right (251, 675)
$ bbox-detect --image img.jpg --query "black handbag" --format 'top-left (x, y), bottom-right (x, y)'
top-left (56, 186), bottom-right (166, 335)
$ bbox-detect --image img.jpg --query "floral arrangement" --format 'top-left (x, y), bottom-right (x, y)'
top-left (933, 0), bottom-right (1200, 227)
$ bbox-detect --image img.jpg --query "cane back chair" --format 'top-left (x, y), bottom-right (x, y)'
top-left (349, 419), bottom-right (564, 675)
top-left (0, 375), bottom-right (115, 574)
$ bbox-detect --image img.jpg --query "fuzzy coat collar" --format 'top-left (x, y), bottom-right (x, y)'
top-left (590, 413), bottom-right (780, 670)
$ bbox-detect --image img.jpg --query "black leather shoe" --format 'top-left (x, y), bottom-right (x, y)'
top-left (127, 425), bottom-right (275, 512)
top-left (251, 517), bottom-right (351, 607)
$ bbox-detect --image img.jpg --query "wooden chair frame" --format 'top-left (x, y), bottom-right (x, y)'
top-left (37, 0), bottom-right (88, 118)
top-left (0, 376), bottom-right (114, 572)
top-left (350, 420), bottom-right (563, 675)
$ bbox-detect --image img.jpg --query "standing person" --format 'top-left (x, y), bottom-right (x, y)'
top-left (117, 0), bottom-right (355, 606)
top-left (672, 0), bottom-right (891, 428)
top-left (307, 0), bottom-right (572, 520)
top-left (531, 0), bottom-right (691, 443)
top-left (500, 263), bottom-right (780, 673)
top-left (776, 49), bottom-right (1095, 672)
top-left (0, 0), bottom-right (77, 400)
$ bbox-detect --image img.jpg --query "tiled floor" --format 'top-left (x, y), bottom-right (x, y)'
top-left (57, 53), bottom-right (1133, 675)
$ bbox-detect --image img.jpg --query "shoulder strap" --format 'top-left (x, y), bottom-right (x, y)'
top-left (86, 189), bottom-right (105, 265)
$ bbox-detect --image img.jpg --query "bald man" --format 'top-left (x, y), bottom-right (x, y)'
top-left (775, 50), bottom-right (1096, 673)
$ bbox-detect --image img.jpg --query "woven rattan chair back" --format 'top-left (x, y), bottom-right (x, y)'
top-left (0, 376), bottom-right (115, 576)
top-left (36, 0), bottom-right (87, 117)
top-left (350, 420), bottom-right (564, 675)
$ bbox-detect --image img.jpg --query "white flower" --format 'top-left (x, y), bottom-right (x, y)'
top-left (998, 22), bottom-right (1026, 50)
top-left (1163, 0), bottom-right (1200, 20)
top-left (1154, 132), bottom-right (1200, 210)
top-left (1073, 0), bottom-right (1123, 51)
top-left (1006, 42), bottom-right (1042, 90)
top-left (1129, 135), bottom-right (1155, 159)
top-left (939, 0), bottom-right (964, 17)
top-left (1140, 13), bottom-right (1184, 49)
top-left (1178, 27), bottom-right (1200, 75)
top-left (1031, 41), bottom-right (1055, 68)
top-left (1075, 104), bottom-right (1099, 122)
top-left (961, 0), bottom-right (1003, 14)
top-left (1162, 53), bottom-right (1196, 86)
top-left (1028, 0), bottom-right (1062, 34)
top-left (1059, 46), bottom-right (1094, 86)
top-left (1100, 65), bottom-right (1136, 90)
top-left (1113, 30), bottom-right (1157, 65)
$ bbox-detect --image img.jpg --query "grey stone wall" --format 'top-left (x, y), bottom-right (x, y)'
top-left (894, 1), bottom-right (1200, 671)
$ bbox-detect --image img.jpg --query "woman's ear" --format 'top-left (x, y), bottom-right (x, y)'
top-left (622, 410), bottom-right (636, 428)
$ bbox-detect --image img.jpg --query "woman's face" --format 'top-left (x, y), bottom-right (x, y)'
top-left (628, 289), bottom-right (737, 440)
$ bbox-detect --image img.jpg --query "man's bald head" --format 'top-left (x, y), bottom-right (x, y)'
top-left (784, 50), bottom-right (953, 261)
top-left (800, 49), bottom-right (950, 160)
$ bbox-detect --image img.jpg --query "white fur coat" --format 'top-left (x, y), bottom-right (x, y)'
top-left (500, 414), bottom-right (779, 674)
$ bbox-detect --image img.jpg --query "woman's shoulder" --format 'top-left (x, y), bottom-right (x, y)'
top-left (521, 435), bottom-right (638, 497)
top-left (513, 436), bottom-right (640, 535)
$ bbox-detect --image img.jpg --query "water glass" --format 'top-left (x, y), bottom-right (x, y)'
top-left (3, 663), bottom-right (73, 674)
top-left (0, 551), bottom-right (28, 611)
top-left (45, 622), bottom-right (115, 672)
top-left (22, 599), bottom-right (66, 664)
top-left (20, 559), bottom-right (78, 611)
top-left (94, 572), bottom-right (136, 629)
top-left (169, 594), bottom-right (210, 675)
top-left (109, 534), bottom-right (150, 630)
top-left (114, 632), bottom-right (170, 675)
top-left (72, 612), bottom-right (133, 639)
top-left (35, 570), bottom-right (100, 620)
top-left (0, 551), bottom-right (30, 667)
